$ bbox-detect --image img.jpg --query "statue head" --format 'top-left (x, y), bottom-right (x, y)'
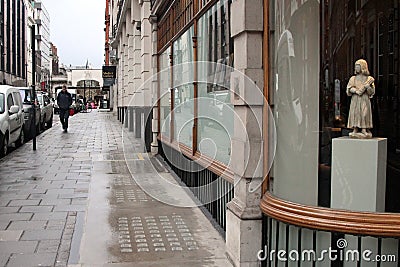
top-left (354, 59), bottom-right (370, 76)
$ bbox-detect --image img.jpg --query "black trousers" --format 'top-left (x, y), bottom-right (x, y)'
top-left (59, 109), bottom-right (70, 129)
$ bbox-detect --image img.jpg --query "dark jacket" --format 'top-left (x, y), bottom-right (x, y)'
top-left (57, 91), bottom-right (73, 110)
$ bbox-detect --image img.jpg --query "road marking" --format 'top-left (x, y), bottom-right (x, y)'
top-left (137, 153), bottom-right (144, 160)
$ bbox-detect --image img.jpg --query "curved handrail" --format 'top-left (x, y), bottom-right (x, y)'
top-left (261, 192), bottom-right (400, 237)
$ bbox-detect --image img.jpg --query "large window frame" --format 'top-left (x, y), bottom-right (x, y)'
top-left (156, 0), bottom-right (234, 182)
top-left (266, 0), bottom-right (400, 212)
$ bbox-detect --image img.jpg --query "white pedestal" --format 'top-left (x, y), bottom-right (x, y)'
top-left (331, 137), bottom-right (387, 212)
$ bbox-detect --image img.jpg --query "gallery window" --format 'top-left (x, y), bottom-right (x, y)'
top-left (269, 0), bottom-right (400, 212)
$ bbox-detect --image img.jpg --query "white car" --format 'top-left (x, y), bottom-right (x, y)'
top-left (37, 93), bottom-right (54, 129)
top-left (0, 85), bottom-right (25, 157)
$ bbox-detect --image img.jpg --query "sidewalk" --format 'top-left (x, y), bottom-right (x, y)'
top-left (0, 111), bottom-right (230, 267)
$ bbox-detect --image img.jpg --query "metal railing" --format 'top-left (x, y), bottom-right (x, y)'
top-left (260, 193), bottom-right (400, 266)
top-left (261, 216), bottom-right (400, 267)
top-left (159, 141), bottom-right (234, 233)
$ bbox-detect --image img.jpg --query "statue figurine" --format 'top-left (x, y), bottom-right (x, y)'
top-left (346, 59), bottom-right (375, 138)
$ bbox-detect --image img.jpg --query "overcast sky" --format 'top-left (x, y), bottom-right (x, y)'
top-left (41, 0), bottom-right (105, 68)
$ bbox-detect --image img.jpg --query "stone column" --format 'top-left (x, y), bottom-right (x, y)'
top-left (140, 0), bottom-right (151, 107)
top-left (225, 0), bottom-right (264, 266)
top-left (150, 15), bottom-right (158, 154)
top-left (140, 0), bottom-right (152, 149)
top-left (118, 46), bottom-right (124, 114)
top-left (123, 26), bottom-right (129, 113)
top-left (126, 10), bottom-right (135, 131)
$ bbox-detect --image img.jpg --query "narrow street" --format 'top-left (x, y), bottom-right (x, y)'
top-left (0, 111), bottom-right (229, 267)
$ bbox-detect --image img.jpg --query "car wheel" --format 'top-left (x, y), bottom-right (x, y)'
top-left (0, 134), bottom-right (8, 157)
top-left (16, 129), bottom-right (25, 147)
top-left (41, 116), bottom-right (46, 131)
top-left (48, 115), bottom-right (53, 128)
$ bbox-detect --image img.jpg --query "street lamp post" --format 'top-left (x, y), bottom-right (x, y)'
top-left (31, 25), bottom-right (37, 151)
top-left (25, 63), bottom-right (28, 86)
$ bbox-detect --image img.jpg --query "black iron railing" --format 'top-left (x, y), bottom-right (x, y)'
top-left (159, 141), bottom-right (234, 233)
top-left (261, 216), bottom-right (400, 267)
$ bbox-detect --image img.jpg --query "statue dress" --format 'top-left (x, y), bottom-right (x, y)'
top-left (346, 59), bottom-right (375, 138)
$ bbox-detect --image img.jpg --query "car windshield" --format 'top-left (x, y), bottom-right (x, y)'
top-left (0, 93), bottom-right (4, 113)
top-left (19, 89), bottom-right (32, 104)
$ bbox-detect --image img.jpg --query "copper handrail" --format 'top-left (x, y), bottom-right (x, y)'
top-left (261, 192), bottom-right (400, 237)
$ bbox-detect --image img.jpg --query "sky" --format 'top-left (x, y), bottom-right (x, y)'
top-left (40, 0), bottom-right (105, 68)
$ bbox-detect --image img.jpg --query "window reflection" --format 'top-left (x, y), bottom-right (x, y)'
top-left (197, 0), bottom-right (233, 164)
top-left (173, 27), bottom-right (194, 147)
top-left (160, 47), bottom-right (171, 137)
top-left (271, 0), bottom-right (320, 206)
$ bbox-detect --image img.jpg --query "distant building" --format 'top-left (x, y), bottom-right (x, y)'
top-left (51, 63), bottom-right (103, 103)
top-left (24, 0), bottom-right (35, 87)
top-left (0, 0), bottom-right (27, 86)
top-left (33, 0), bottom-right (51, 92)
top-left (50, 42), bottom-right (59, 75)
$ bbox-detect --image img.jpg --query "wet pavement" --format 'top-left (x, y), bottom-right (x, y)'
top-left (0, 111), bottom-right (230, 267)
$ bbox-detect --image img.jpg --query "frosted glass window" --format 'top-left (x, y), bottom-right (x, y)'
top-left (271, 0), bottom-right (320, 206)
top-left (197, 0), bottom-right (233, 164)
top-left (159, 47), bottom-right (171, 137)
top-left (173, 26), bottom-right (195, 147)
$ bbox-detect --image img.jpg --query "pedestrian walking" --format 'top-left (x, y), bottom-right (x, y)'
top-left (57, 84), bottom-right (73, 132)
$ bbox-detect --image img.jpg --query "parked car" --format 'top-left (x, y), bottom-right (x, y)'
top-left (17, 87), bottom-right (41, 139)
top-left (0, 85), bottom-right (25, 157)
top-left (74, 98), bottom-right (84, 112)
top-left (37, 93), bottom-right (54, 129)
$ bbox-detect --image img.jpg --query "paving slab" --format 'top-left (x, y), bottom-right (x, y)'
top-left (21, 229), bottom-right (63, 241)
top-left (0, 241), bottom-right (37, 254)
top-left (0, 253), bottom-right (10, 266)
top-left (37, 239), bottom-right (61, 253)
top-left (0, 230), bottom-right (23, 241)
top-left (19, 205), bottom-right (53, 213)
top-left (0, 213), bottom-right (32, 222)
top-left (31, 212), bottom-right (68, 221)
top-left (0, 221), bottom-right (9, 230)
top-left (7, 252), bottom-right (56, 267)
top-left (0, 207), bottom-right (20, 214)
top-left (8, 199), bottom-right (41, 206)
top-left (7, 220), bottom-right (47, 230)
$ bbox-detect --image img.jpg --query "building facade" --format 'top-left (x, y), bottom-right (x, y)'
top-left (49, 42), bottom-right (59, 76)
top-left (24, 0), bottom-right (35, 87)
top-left (108, 0), bottom-right (400, 266)
top-left (0, 0), bottom-right (51, 88)
top-left (0, 0), bottom-right (27, 86)
top-left (33, 0), bottom-right (50, 92)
